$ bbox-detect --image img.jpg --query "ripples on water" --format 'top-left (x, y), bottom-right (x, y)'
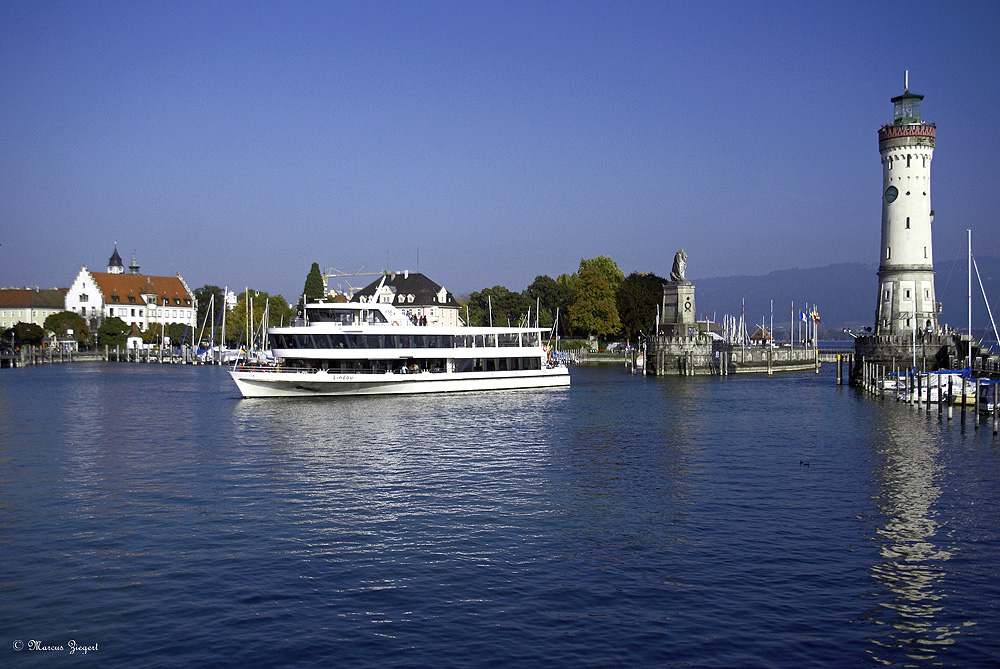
top-left (1, 363), bottom-right (999, 667)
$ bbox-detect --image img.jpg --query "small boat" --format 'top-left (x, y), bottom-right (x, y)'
top-left (229, 290), bottom-right (569, 398)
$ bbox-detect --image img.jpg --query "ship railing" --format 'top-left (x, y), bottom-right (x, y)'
top-left (234, 363), bottom-right (444, 375)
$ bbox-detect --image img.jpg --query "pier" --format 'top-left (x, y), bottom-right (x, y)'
top-left (853, 358), bottom-right (999, 436)
top-left (1, 345), bottom-right (216, 367)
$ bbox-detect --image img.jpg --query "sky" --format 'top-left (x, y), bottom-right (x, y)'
top-left (2, 0), bottom-right (999, 302)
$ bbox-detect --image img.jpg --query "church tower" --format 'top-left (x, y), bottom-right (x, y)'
top-left (875, 71), bottom-right (938, 335)
top-left (107, 243), bottom-right (124, 274)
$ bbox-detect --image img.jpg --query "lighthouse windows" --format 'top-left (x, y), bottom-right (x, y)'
top-left (886, 247), bottom-right (891, 260)
top-left (906, 155), bottom-right (911, 168)
top-left (906, 217), bottom-right (910, 229)
top-left (924, 247), bottom-right (928, 258)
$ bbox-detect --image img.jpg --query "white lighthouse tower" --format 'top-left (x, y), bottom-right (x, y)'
top-left (875, 71), bottom-right (938, 336)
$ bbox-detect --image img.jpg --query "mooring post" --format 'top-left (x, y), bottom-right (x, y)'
top-left (961, 376), bottom-right (967, 425)
top-left (836, 354), bottom-right (842, 385)
top-left (926, 372), bottom-right (932, 413)
top-left (993, 387), bottom-right (998, 436)
top-left (974, 378), bottom-right (980, 429)
top-left (948, 375), bottom-right (954, 421)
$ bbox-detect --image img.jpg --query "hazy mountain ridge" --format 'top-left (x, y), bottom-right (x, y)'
top-left (691, 257), bottom-right (999, 336)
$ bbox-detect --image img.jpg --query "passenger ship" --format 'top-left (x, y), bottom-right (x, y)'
top-left (229, 296), bottom-right (570, 398)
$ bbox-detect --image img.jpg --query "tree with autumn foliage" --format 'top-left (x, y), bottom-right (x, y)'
top-left (567, 266), bottom-right (621, 338)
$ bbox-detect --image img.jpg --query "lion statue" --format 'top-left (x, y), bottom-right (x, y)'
top-left (670, 249), bottom-right (688, 283)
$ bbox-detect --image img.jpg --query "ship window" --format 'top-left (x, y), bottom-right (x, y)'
top-left (499, 333), bottom-right (519, 347)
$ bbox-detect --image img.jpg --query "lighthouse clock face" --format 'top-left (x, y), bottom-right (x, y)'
top-left (884, 186), bottom-right (899, 203)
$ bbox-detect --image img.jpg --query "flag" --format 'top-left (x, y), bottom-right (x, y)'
top-left (800, 311), bottom-right (807, 323)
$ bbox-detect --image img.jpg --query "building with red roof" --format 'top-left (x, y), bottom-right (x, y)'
top-left (64, 245), bottom-right (197, 333)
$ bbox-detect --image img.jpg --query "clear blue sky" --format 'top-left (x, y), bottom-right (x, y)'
top-left (3, 0), bottom-right (998, 302)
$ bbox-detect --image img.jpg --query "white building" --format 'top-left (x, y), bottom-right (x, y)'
top-left (351, 271), bottom-right (460, 327)
top-left (875, 72), bottom-right (939, 335)
top-left (65, 246), bottom-right (197, 332)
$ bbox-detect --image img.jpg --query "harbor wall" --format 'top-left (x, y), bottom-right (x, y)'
top-left (728, 346), bottom-right (818, 373)
top-left (646, 334), bottom-right (714, 376)
top-left (851, 332), bottom-right (958, 383)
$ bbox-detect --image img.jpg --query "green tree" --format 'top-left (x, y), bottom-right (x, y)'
top-left (194, 285), bottom-right (224, 330)
top-left (44, 311), bottom-right (88, 344)
top-left (578, 255), bottom-right (624, 298)
top-left (226, 291), bottom-right (294, 347)
top-left (166, 323), bottom-right (191, 347)
top-left (617, 272), bottom-right (667, 340)
top-left (96, 317), bottom-right (129, 348)
top-left (299, 263), bottom-right (326, 309)
top-left (465, 286), bottom-right (531, 327)
top-left (9, 322), bottom-right (45, 347)
top-left (567, 266), bottom-right (621, 339)
top-left (524, 275), bottom-right (573, 329)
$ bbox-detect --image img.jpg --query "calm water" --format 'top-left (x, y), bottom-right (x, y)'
top-left (2, 362), bottom-right (999, 667)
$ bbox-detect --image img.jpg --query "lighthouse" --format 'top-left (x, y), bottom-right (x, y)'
top-left (874, 71), bottom-right (938, 336)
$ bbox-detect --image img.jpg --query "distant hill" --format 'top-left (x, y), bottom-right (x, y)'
top-left (692, 256), bottom-right (999, 340)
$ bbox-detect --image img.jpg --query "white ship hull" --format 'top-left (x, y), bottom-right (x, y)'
top-left (231, 366), bottom-right (570, 398)
top-left (229, 279), bottom-right (570, 399)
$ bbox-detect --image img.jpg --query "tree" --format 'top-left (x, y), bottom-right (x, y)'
top-left (524, 275), bottom-right (572, 329)
top-left (96, 317), bottom-right (129, 348)
top-left (567, 266), bottom-right (621, 339)
top-left (225, 290), bottom-right (294, 347)
top-left (579, 255), bottom-right (624, 298)
top-left (194, 285), bottom-right (225, 330)
top-left (44, 311), bottom-right (88, 344)
top-left (465, 286), bottom-right (530, 327)
top-left (299, 263), bottom-right (326, 308)
top-left (8, 322), bottom-right (45, 347)
top-left (617, 272), bottom-right (668, 340)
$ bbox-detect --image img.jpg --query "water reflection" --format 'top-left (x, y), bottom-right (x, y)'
top-left (864, 405), bottom-right (963, 663)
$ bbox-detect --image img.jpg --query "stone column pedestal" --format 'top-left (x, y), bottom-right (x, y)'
top-left (661, 281), bottom-right (696, 337)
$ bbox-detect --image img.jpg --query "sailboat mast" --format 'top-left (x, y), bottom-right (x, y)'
top-left (968, 228), bottom-right (972, 368)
